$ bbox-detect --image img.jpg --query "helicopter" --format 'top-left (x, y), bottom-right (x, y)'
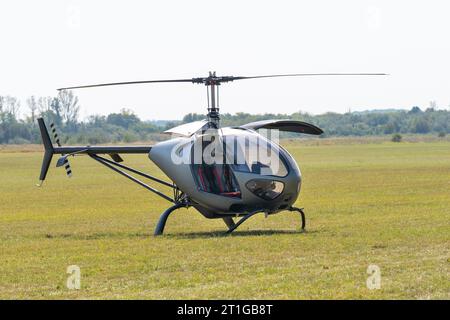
top-left (37, 72), bottom-right (386, 235)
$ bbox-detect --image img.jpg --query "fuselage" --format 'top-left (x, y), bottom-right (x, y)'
top-left (149, 128), bottom-right (301, 218)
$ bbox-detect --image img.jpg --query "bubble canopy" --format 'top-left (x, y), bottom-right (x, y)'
top-left (190, 128), bottom-right (289, 198)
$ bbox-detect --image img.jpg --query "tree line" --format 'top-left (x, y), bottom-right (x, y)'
top-left (0, 91), bottom-right (448, 144)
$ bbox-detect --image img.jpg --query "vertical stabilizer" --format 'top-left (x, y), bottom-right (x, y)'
top-left (37, 118), bottom-right (54, 186)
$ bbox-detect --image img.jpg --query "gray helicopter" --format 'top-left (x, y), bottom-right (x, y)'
top-left (37, 72), bottom-right (385, 235)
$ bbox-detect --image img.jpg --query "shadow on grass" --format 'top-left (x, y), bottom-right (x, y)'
top-left (42, 229), bottom-right (316, 240)
top-left (43, 231), bottom-right (151, 240)
top-left (169, 229), bottom-right (314, 239)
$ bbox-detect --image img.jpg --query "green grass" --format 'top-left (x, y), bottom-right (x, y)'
top-left (0, 140), bottom-right (449, 299)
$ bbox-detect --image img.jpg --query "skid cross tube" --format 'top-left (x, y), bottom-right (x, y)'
top-left (225, 207), bottom-right (306, 234)
top-left (89, 154), bottom-right (174, 203)
top-left (226, 210), bottom-right (265, 234)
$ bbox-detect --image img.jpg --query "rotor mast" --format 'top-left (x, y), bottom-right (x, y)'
top-left (205, 71), bottom-right (220, 128)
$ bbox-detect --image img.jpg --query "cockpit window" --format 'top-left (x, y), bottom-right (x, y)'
top-left (226, 130), bottom-right (288, 177)
top-left (193, 163), bottom-right (241, 197)
top-left (190, 129), bottom-right (288, 198)
top-left (191, 133), bottom-right (241, 198)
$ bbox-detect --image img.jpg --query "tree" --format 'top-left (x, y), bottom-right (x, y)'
top-left (183, 113), bottom-right (205, 123)
top-left (26, 96), bottom-right (38, 125)
top-left (106, 109), bottom-right (140, 129)
top-left (412, 118), bottom-right (430, 134)
top-left (2, 96), bottom-right (20, 118)
top-left (37, 96), bottom-right (52, 114)
top-left (58, 90), bottom-right (80, 126)
top-left (384, 121), bottom-right (398, 134)
top-left (0, 96), bottom-right (21, 143)
top-left (408, 106), bottom-right (422, 114)
top-left (0, 96), bottom-right (4, 122)
top-left (36, 96), bottom-right (57, 125)
top-left (428, 100), bottom-right (437, 111)
top-left (50, 97), bottom-right (62, 125)
top-left (87, 115), bottom-right (106, 126)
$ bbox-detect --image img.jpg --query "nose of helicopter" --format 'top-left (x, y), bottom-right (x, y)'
top-left (230, 163), bottom-right (301, 213)
top-left (275, 159), bottom-right (302, 209)
top-left (277, 172), bottom-right (302, 209)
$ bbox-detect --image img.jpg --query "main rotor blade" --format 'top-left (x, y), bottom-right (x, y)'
top-left (57, 72), bottom-right (388, 90)
top-left (57, 78), bottom-right (195, 90)
top-left (230, 73), bottom-right (388, 81)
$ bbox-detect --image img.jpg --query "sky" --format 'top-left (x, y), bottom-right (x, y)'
top-left (0, 0), bottom-right (449, 121)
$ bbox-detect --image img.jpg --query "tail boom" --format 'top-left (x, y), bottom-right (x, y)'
top-left (36, 117), bottom-right (152, 185)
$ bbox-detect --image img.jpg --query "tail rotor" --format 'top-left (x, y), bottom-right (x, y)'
top-left (36, 118), bottom-right (74, 187)
top-left (49, 123), bottom-right (73, 178)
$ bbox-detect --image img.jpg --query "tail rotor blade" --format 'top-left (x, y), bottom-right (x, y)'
top-left (50, 123), bottom-right (73, 178)
top-left (50, 123), bottom-right (62, 147)
top-left (64, 159), bottom-right (72, 178)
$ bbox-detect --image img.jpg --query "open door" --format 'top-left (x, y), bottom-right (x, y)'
top-left (240, 119), bottom-right (323, 135)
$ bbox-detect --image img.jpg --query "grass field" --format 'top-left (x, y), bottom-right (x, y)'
top-left (0, 139), bottom-right (449, 299)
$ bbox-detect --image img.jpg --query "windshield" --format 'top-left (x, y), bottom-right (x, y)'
top-left (191, 130), bottom-right (241, 198)
top-left (222, 128), bottom-right (288, 177)
top-left (190, 128), bottom-right (288, 197)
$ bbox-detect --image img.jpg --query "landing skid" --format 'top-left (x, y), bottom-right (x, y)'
top-left (154, 203), bottom-right (188, 236)
top-left (224, 206), bottom-right (306, 234)
top-left (288, 206), bottom-right (306, 230)
top-left (154, 204), bottom-right (306, 236)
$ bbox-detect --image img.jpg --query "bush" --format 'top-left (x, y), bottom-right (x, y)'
top-left (123, 132), bottom-right (139, 143)
top-left (391, 133), bottom-right (402, 142)
top-left (438, 132), bottom-right (446, 138)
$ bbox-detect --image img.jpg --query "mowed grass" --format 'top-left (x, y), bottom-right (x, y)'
top-left (0, 140), bottom-right (449, 299)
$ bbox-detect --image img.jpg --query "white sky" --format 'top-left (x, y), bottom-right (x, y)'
top-left (1, 0), bottom-right (449, 120)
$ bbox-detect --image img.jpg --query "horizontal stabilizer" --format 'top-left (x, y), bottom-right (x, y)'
top-left (56, 156), bottom-right (68, 167)
top-left (109, 153), bottom-right (124, 163)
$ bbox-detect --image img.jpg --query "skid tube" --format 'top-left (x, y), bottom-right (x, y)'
top-left (153, 205), bottom-right (306, 236)
top-left (154, 202), bottom-right (190, 236)
top-left (225, 206), bottom-right (306, 234)
top-left (288, 206), bottom-right (306, 230)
